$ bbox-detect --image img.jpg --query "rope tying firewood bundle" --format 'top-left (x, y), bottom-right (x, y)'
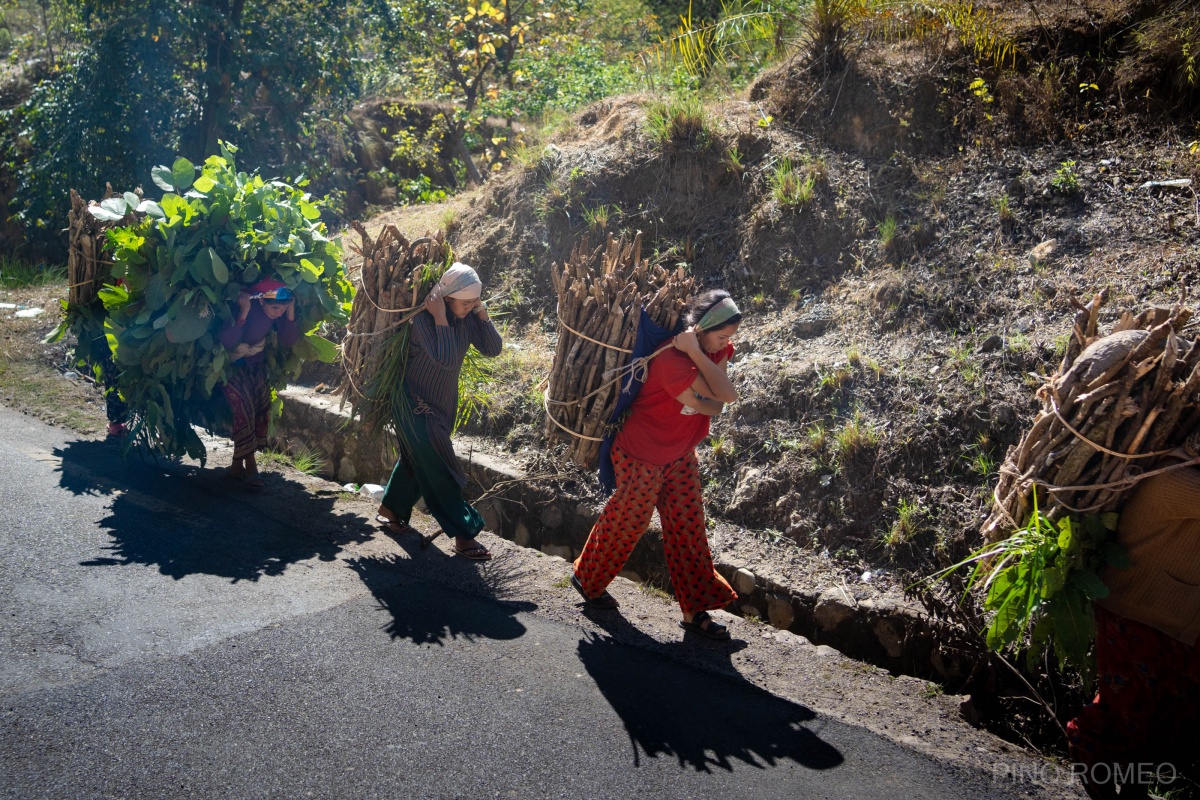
top-left (983, 288), bottom-right (1200, 542)
top-left (545, 231), bottom-right (695, 468)
top-left (337, 222), bottom-right (448, 433)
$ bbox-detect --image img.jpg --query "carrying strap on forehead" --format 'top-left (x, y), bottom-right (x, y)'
top-left (696, 296), bottom-right (740, 331)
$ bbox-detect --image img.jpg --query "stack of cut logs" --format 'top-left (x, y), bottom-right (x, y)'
top-left (338, 222), bottom-right (447, 415)
top-left (983, 289), bottom-right (1200, 542)
top-left (546, 231), bottom-right (695, 468)
top-left (67, 186), bottom-right (132, 308)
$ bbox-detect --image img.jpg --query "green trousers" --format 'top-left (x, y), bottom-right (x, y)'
top-left (380, 411), bottom-right (483, 541)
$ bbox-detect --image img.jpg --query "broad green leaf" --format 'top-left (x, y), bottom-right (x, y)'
top-left (1100, 512), bottom-right (1119, 531)
top-left (1103, 542), bottom-right (1130, 569)
top-left (1048, 589), bottom-right (1095, 677)
top-left (145, 275), bottom-right (168, 311)
top-left (299, 200), bottom-right (321, 220)
top-left (241, 264), bottom-right (260, 284)
top-left (172, 157), bottom-right (195, 193)
top-left (151, 166), bottom-right (176, 192)
top-left (100, 197), bottom-right (129, 218)
top-left (1069, 569), bottom-right (1110, 600)
top-left (89, 203), bottom-right (126, 222)
top-left (304, 333), bottom-right (337, 363)
top-left (1057, 520), bottom-right (1074, 552)
top-left (1042, 565), bottom-right (1066, 597)
top-left (192, 175), bottom-right (216, 194)
top-left (165, 302), bottom-right (213, 344)
top-left (209, 248), bottom-right (229, 283)
top-left (299, 258), bottom-right (322, 283)
top-left (161, 193), bottom-right (188, 219)
top-left (42, 321), bottom-right (68, 344)
top-left (190, 249), bottom-right (215, 285)
top-left (986, 590), bottom-right (1023, 652)
top-left (123, 192), bottom-right (141, 209)
top-left (137, 200), bottom-right (165, 218)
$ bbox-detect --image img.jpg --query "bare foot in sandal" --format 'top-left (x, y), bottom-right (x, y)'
top-left (452, 537), bottom-right (492, 561)
top-left (375, 507), bottom-right (415, 536)
top-left (680, 610), bottom-right (730, 641)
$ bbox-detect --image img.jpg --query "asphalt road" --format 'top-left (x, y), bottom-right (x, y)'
top-left (0, 406), bottom-right (1030, 799)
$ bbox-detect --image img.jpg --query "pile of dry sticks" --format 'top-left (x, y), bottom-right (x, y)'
top-left (338, 222), bottom-right (448, 434)
top-left (67, 186), bottom-right (133, 307)
top-left (545, 232), bottom-right (695, 468)
top-left (983, 289), bottom-right (1200, 542)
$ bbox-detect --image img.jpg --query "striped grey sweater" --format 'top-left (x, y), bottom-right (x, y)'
top-left (404, 309), bottom-right (503, 486)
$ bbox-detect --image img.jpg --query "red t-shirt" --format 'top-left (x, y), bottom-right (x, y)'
top-left (614, 342), bottom-right (734, 466)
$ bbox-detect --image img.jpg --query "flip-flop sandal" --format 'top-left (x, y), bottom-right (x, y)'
top-left (570, 573), bottom-right (619, 610)
top-left (245, 475), bottom-right (266, 489)
top-left (452, 543), bottom-right (493, 561)
top-left (374, 515), bottom-right (416, 536)
top-left (679, 611), bottom-right (730, 641)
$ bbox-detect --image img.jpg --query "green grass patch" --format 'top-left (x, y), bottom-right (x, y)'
top-left (0, 257), bottom-right (67, 289)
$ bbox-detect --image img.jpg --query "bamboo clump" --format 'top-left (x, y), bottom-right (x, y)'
top-left (338, 222), bottom-right (448, 432)
top-left (67, 185), bottom-right (132, 308)
top-left (546, 231), bottom-right (695, 468)
top-left (983, 288), bottom-right (1200, 542)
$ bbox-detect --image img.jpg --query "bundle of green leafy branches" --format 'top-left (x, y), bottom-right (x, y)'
top-left (79, 144), bottom-right (353, 462)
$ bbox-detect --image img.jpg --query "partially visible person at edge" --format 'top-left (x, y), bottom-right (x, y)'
top-left (1068, 451), bottom-right (1200, 800)
top-left (217, 279), bottom-right (300, 488)
top-left (570, 289), bottom-right (742, 640)
top-left (375, 263), bottom-right (503, 561)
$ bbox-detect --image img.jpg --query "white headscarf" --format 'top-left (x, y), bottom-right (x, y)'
top-left (436, 262), bottom-right (482, 299)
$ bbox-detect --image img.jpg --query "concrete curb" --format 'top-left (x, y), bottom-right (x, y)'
top-left (273, 387), bottom-right (982, 686)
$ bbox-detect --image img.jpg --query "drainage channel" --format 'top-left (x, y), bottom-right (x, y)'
top-left (274, 388), bottom-right (993, 695)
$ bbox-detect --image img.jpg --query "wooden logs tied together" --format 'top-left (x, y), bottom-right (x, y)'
top-left (338, 222), bottom-right (447, 415)
top-left (983, 288), bottom-right (1200, 542)
top-left (546, 231), bottom-right (695, 468)
top-left (67, 185), bottom-right (132, 308)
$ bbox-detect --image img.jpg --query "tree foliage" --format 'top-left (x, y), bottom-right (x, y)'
top-left (7, 0), bottom-right (360, 256)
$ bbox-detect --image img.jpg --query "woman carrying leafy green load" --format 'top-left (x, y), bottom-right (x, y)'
top-left (218, 278), bottom-right (300, 488)
top-left (375, 263), bottom-right (502, 560)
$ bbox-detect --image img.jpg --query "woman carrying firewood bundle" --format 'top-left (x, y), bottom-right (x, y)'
top-left (375, 263), bottom-right (503, 560)
top-left (571, 289), bottom-right (742, 639)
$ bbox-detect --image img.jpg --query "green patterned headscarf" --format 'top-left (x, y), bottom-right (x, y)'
top-left (697, 297), bottom-right (741, 330)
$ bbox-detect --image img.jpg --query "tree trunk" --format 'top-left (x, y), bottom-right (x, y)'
top-left (452, 126), bottom-right (486, 185)
top-left (196, 0), bottom-right (246, 158)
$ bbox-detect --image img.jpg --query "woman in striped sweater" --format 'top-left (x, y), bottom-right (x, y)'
top-left (376, 263), bottom-right (503, 560)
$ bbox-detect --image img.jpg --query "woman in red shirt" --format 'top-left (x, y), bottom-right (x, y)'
top-left (572, 290), bottom-right (742, 640)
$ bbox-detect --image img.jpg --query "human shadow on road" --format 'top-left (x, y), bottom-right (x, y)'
top-left (56, 438), bottom-right (372, 582)
top-left (577, 619), bottom-right (844, 774)
top-left (349, 554), bottom-right (534, 646)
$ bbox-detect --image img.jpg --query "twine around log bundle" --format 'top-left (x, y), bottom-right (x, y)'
top-left (545, 231), bottom-right (695, 469)
top-left (983, 288), bottom-right (1200, 542)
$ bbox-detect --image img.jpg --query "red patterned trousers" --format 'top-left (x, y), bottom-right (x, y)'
top-left (574, 444), bottom-right (736, 615)
top-left (1068, 605), bottom-right (1200, 797)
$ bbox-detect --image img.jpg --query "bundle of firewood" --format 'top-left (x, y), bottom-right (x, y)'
top-left (983, 289), bottom-right (1200, 542)
top-left (546, 232), bottom-right (695, 468)
top-left (67, 186), bottom-right (132, 308)
top-left (338, 222), bottom-right (448, 422)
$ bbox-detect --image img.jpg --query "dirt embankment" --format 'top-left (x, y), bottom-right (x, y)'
top-left (345, 4), bottom-right (1200, 756)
